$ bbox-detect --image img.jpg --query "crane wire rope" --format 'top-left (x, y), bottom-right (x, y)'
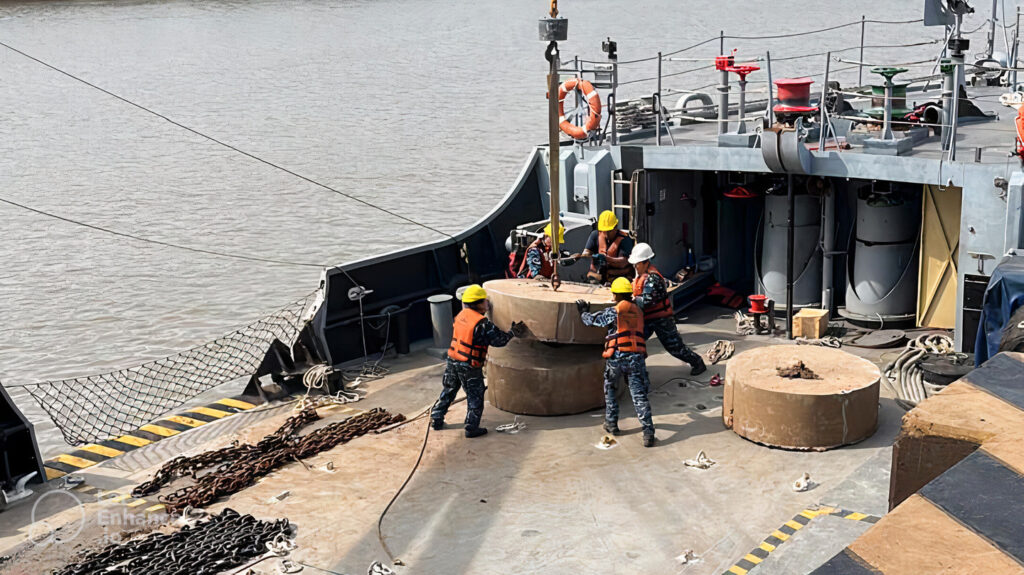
top-left (0, 195), bottom-right (327, 269)
top-left (0, 39), bottom-right (456, 243)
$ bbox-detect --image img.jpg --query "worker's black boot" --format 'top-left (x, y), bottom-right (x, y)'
top-left (602, 421), bottom-right (621, 436)
top-left (431, 419), bottom-right (444, 431)
top-left (690, 359), bottom-right (707, 376)
top-left (643, 433), bottom-right (656, 448)
top-left (465, 427), bottom-right (488, 438)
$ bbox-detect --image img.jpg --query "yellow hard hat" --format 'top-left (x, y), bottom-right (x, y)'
top-left (543, 222), bottom-right (565, 243)
top-left (610, 277), bottom-right (633, 294)
top-left (597, 210), bottom-right (619, 232)
top-left (461, 284), bottom-right (487, 303)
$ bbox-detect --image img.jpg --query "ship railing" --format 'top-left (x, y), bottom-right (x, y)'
top-left (564, 14), bottom-right (1018, 151)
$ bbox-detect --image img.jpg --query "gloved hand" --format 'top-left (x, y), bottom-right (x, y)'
top-left (558, 257), bottom-right (577, 267)
top-left (591, 252), bottom-right (606, 265)
top-left (509, 321), bottom-right (527, 338)
top-left (575, 299), bottom-right (590, 315)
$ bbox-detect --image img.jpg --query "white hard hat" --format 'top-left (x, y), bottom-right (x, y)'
top-left (628, 242), bottom-right (655, 264)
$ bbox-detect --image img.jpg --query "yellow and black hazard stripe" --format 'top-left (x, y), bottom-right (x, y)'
top-left (811, 354), bottom-right (1024, 574)
top-left (723, 506), bottom-right (881, 575)
top-left (43, 395), bottom-right (260, 480)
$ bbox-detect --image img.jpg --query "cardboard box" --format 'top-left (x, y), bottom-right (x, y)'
top-left (793, 308), bottom-right (830, 339)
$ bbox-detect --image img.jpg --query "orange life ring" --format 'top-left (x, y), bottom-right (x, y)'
top-left (558, 78), bottom-right (602, 140)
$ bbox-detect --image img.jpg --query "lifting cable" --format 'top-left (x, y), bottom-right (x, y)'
top-left (0, 195), bottom-right (327, 269)
top-left (0, 39), bottom-right (456, 243)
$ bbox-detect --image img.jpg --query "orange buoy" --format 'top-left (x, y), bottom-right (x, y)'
top-left (557, 78), bottom-right (602, 140)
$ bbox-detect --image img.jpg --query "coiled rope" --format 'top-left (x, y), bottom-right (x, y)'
top-left (882, 334), bottom-right (965, 410)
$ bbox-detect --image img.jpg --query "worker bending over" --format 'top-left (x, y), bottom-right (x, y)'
top-left (433, 285), bottom-right (526, 437)
top-left (577, 277), bottom-right (656, 448)
top-left (517, 223), bottom-right (565, 279)
top-left (630, 243), bottom-right (706, 376)
top-left (566, 210), bottom-right (633, 284)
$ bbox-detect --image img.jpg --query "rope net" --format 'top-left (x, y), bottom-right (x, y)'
top-left (19, 289), bottom-right (322, 446)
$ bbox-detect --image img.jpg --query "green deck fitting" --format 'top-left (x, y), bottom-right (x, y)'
top-left (867, 67), bottom-right (911, 120)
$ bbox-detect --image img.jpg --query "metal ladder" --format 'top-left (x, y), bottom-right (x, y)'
top-left (610, 169), bottom-right (643, 236)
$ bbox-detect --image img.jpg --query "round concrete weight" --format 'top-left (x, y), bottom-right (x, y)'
top-left (722, 345), bottom-right (880, 450)
top-left (484, 279), bottom-right (614, 344)
top-left (486, 338), bottom-right (606, 416)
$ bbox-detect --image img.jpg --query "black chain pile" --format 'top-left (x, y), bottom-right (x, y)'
top-left (133, 407), bottom-right (405, 511)
top-left (53, 508), bottom-right (291, 575)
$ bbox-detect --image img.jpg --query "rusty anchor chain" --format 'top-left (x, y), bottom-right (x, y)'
top-left (53, 508), bottom-right (292, 575)
top-left (132, 407), bottom-right (405, 512)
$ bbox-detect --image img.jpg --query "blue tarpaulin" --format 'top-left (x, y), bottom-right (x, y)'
top-left (975, 253), bottom-right (1024, 365)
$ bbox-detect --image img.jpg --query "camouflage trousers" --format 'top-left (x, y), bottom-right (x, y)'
top-left (431, 358), bottom-right (486, 430)
top-left (604, 351), bottom-right (654, 436)
top-left (645, 317), bottom-right (702, 367)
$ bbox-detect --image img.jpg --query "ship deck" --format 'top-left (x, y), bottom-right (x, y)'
top-left (617, 84), bottom-right (1018, 166)
top-left (0, 305), bottom-right (910, 575)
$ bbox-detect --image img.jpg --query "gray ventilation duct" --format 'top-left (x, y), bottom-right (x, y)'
top-left (756, 193), bottom-right (822, 308)
top-left (842, 191), bottom-right (920, 323)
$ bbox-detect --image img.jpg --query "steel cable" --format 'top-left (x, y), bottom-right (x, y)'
top-left (0, 195), bottom-right (328, 269)
top-left (0, 39), bottom-right (456, 241)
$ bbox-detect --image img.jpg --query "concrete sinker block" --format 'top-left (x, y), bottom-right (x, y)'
top-left (484, 279), bottom-right (612, 345)
top-left (723, 345), bottom-right (880, 450)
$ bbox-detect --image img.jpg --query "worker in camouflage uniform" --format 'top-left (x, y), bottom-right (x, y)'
top-left (629, 242), bottom-right (706, 376)
top-left (432, 284), bottom-right (526, 438)
top-left (577, 277), bottom-right (656, 447)
top-left (517, 223), bottom-right (566, 279)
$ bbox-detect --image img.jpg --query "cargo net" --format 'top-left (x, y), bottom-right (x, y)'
top-left (18, 289), bottom-right (322, 446)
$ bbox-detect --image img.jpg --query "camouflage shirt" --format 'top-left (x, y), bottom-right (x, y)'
top-left (473, 318), bottom-right (515, 349)
top-left (519, 245), bottom-right (547, 278)
top-left (635, 271), bottom-right (669, 312)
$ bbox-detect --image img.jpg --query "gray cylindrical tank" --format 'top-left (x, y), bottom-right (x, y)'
top-left (844, 195), bottom-right (920, 320)
top-left (757, 194), bottom-right (822, 308)
top-left (428, 294), bottom-right (454, 348)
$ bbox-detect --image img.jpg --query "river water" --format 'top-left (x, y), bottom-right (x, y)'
top-left (0, 0), bottom-right (971, 445)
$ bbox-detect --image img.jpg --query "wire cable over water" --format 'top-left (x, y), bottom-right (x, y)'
top-left (0, 39), bottom-right (455, 241)
top-left (0, 195), bottom-right (328, 269)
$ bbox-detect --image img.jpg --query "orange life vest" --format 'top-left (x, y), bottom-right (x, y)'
top-left (1016, 105), bottom-right (1024, 160)
top-left (591, 230), bottom-right (633, 280)
top-left (633, 266), bottom-right (674, 320)
top-left (517, 237), bottom-right (554, 278)
top-left (602, 300), bottom-right (646, 358)
top-left (448, 308), bottom-right (488, 367)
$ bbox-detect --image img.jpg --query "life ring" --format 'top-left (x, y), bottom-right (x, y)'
top-left (558, 78), bottom-right (602, 140)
